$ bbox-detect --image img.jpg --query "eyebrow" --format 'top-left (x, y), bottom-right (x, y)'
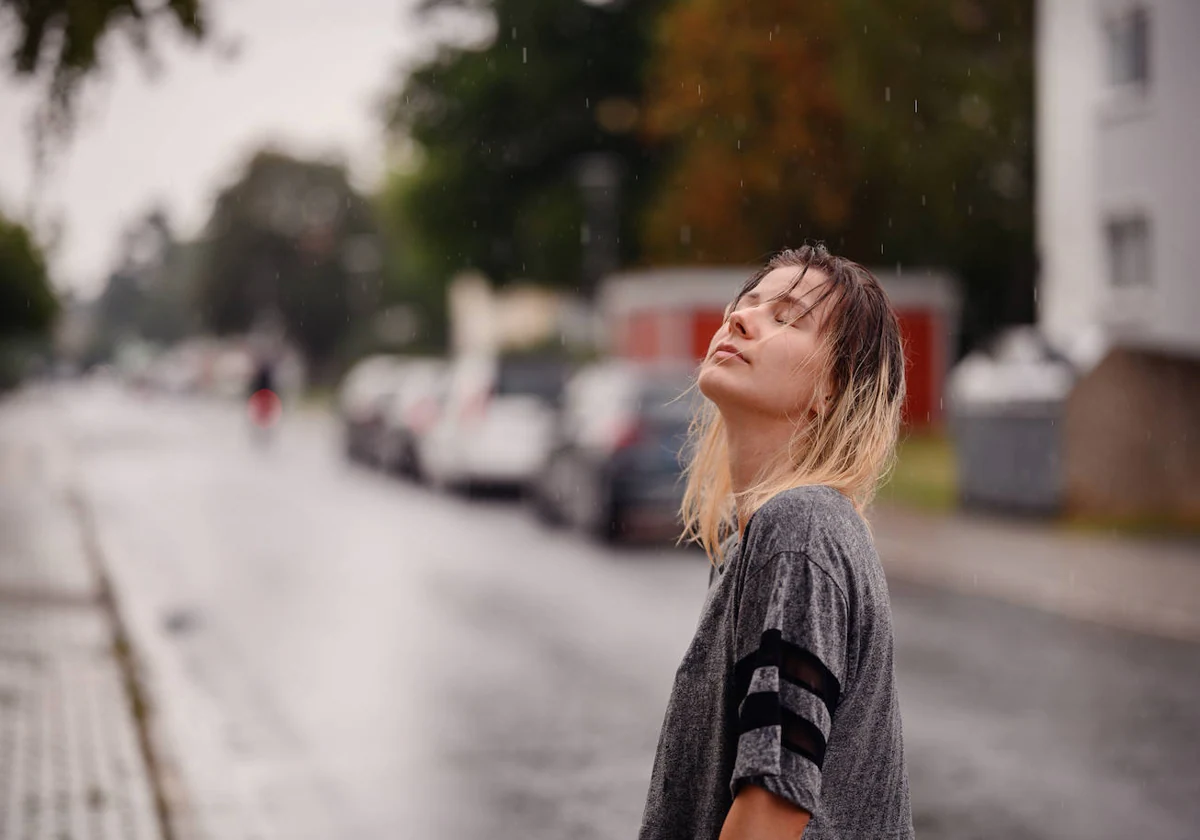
top-left (740, 290), bottom-right (811, 308)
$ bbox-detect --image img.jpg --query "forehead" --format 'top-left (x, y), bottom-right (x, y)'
top-left (741, 265), bottom-right (831, 303)
top-left (761, 266), bottom-right (825, 297)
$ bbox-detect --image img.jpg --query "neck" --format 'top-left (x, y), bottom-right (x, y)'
top-left (724, 413), bottom-right (796, 537)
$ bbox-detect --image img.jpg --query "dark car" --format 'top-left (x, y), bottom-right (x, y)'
top-left (531, 361), bottom-right (696, 542)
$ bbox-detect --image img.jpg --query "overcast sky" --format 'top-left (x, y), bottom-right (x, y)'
top-left (0, 0), bottom-right (441, 297)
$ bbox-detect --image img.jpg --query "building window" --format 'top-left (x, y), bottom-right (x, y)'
top-left (1107, 217), bottom-right (1151, 288)
top-left (1106, 8), bottom-right (1150, 87)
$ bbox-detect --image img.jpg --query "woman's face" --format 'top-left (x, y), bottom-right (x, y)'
top-left (697, 266), bottom-right (836, 422)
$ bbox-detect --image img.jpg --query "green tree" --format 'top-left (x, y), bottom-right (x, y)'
top-left (194, 149), bottom-right (383, 380)
top-left (380, 0), bottom-right (669, 298)
top-left (2, 0), bottom-right (206, 140)
top-left (640, 0), bottom-right (1035, 351)
top-left (92, 208), bottom-right (199, 353)
top-left (0, 212), bottom-right (58, 338)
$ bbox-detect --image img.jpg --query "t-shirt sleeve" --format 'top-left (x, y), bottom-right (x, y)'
top-left (729, 549), bottom-right (849, 816)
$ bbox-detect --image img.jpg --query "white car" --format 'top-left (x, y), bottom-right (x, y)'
top-left (337, 355), bottom-right (407, 464)
top-left (375, 358), bottom-right (449, 479)
top-left (420, 354), bottom-right (570, 492)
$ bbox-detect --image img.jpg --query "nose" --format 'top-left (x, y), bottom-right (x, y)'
top-left (728, 308), bottom-right (751, 338)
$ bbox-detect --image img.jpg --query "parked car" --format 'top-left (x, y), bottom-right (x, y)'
top-left (530, 361), bottom-right (696, 542)
top-left (375, 358), bottom-right (449, 479)
top-left (338, 355), bottom-right (407, 464)
top-left (419, 353), bottom-right (571, 492)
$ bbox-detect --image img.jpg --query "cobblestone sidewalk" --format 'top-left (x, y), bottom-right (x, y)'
top-left (0, 411), bottom-right (162, 840)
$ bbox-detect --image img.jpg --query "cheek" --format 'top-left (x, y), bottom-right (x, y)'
top-left (770, 346), bottom-right (825, 409)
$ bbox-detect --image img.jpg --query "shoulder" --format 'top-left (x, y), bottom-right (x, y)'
top-left (749, 486), bottom-right (862, 548)
top-left (741, 486), bottom-right (870, 586)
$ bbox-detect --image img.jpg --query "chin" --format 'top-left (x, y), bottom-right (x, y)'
top-left (697, 363), bottom-right (747, 408)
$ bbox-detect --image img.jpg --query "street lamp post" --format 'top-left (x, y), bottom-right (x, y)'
top-left (576, 152), bottom-right (622, 300)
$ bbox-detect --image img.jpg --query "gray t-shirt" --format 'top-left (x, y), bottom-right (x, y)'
top-left (639, 485), bottom-right (914, 840)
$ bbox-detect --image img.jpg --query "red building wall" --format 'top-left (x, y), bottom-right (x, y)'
top-left (895, 309), bottom-right (942, 428)
top-left (617, 306), bottom-right (944, 430)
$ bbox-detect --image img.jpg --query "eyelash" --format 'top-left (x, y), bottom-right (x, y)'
top-left (727, 299), bottom-right (804, 326)
top-left (775, 308), bottom-right (803, 326)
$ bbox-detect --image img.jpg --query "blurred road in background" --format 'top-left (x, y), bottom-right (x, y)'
top-left (4, 382), bottom-right (1198, 840)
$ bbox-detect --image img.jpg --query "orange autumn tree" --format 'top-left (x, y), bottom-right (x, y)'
top-left (637, 0), bottom-right (1037, 359)
top-left (640, 0), bottom-right (853, 264)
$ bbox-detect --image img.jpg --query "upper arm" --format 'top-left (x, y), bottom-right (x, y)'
top-left (719, 782), bottom-right (812, 840)
top-left (729, 548), bottom-right (849, 818)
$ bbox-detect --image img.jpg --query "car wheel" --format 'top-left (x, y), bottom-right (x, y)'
top-left (575, 469), bottom-right (619, 543)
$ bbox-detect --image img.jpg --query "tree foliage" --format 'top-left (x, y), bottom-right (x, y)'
top-left (380, 0), bottom-right (669, 295)
top-left (0, 212), bottom-right (57, 338)
top-left (92, 208), bottom-right (198, 353)
top-left (640, 0), bottom-right (1035, 347)
top-left (2, 0), bottom-right (206, 140)
top-left (194, 150), bottom-right (382, 377)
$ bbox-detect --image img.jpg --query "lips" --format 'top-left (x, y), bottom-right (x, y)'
top-left (711, 342), bottom-right (747, 363)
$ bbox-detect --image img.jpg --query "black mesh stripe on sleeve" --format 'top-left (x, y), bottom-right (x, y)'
top-left (733, 628), bottom-right (842, 715)
top-left (738, 691), bottom-right (828, 769)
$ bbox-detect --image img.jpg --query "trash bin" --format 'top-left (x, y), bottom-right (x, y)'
top-left (948, 327), bottom-right (1076, 515)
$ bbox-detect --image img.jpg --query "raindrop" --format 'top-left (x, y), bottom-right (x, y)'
top-left (921, 194), bottom-right (926, 206)
top-left (698, 83), bottom-right (702, 98)
top-left (737, 140), bottom-right (741, 150)
top-left (885, 86), bottom-right (891, 103)
top-left (880, 243), bottom-right (885, 255)
top-left (585, 97), bottom-right (590, 108)
top-left (512, 27), bottom-right (517, 39)
top-left (914, 99), bottom-right (918, 114)
top-left (523, 47), bottom-right (527, 64)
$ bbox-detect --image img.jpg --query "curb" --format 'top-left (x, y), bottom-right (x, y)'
top-left (68, 487), bottom-right (177, 840)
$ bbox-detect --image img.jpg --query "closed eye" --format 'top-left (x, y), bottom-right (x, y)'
top-left (775, 304), bottom-right (805, 327)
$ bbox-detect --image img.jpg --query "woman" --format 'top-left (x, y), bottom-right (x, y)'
top-left (639, 245), bottom-right (914, 840)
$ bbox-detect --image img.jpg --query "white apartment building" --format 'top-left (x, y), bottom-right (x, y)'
top-left (1038, 0), bottom-right (1200, 360)
top-left (1038, 0), bottom-right (1200, 521)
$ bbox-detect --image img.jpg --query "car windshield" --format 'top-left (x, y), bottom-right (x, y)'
top-left (496, 359), bottom-right (569, 402)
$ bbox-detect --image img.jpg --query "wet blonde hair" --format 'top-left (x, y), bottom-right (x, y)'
top-left (680, 244), bottom-right (906, 564)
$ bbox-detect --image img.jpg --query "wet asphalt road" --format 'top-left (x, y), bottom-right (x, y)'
top-left (23, 383), bottom-right (1200, 839)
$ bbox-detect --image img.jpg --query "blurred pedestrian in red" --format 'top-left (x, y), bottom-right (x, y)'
top-left (247, 359), bottom-right (281, 432)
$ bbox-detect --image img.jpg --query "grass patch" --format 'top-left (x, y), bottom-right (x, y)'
top-left (1062, 512), bottom-right (1200, 540)
top-left (300, 385), bottom-right (336, 410)
top-left (877, 432), bottom-right (958, 512)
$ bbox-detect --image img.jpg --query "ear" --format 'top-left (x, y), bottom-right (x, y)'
top-left (812, 371), bottom-right (837, 417)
